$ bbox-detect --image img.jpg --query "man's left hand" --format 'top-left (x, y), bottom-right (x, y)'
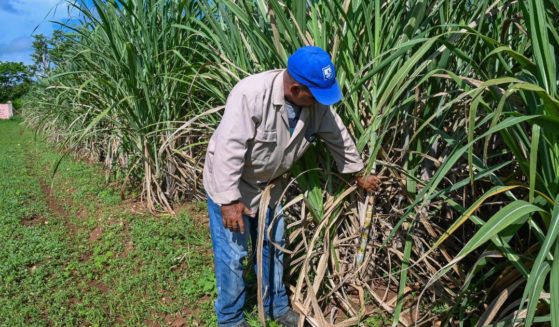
top-left (356, 175), bottom-right (380, 193)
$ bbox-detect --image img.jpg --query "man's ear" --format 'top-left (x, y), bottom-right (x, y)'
top-left (290, 84), bottom-right (301, 97)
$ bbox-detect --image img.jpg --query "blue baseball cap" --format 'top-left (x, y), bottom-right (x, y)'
top-left (287, 46), bottom-right (342, 106)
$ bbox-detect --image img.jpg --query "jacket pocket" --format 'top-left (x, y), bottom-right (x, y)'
top-left (251, 130), bottom-right (277, 163)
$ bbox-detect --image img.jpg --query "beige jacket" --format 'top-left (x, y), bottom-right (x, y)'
top-left (203, 69), bottom-right (364, 213)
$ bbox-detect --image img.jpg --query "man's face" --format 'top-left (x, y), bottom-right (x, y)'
top-left (289, 84), bottom-right (317, 107)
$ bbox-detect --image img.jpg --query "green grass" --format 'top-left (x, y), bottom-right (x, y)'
top-left (0, 118), bottom-right (288, 326)
top-left (0, 118), bottom-right (218, 326)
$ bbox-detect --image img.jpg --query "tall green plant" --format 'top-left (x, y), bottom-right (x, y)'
top-left (192, 0), bottom-right (528, 324)
top-left (24, 0), bottom-right (210, 211)
top-left (417, 1), bottom-right (559, 325)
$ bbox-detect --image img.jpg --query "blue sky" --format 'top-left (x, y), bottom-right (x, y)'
top-left (0, 0), bottom-right (87, 64)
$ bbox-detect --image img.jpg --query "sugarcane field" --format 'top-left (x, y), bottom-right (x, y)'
top-left (1, 0), bottom-right (558, 326)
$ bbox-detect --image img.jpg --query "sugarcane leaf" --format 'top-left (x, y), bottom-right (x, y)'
top-left (482, 46), bottom-right (536, 72)
top-left (550, 240), bottom-right (559, 327)
top-left (392, 225), bottom-right (414, 327)
top-left (422, 201), bottom-right (544, 294)
top-left (524, 262), bottom-right (551, 327)
top-left (456, 201), bottom-right (543, 259)
top-left (427, 185), bottom-right (522, 255)
top-left (518, 194), bottom-right (559, 325)
top-left (529, 124), bottom-right (540, 202)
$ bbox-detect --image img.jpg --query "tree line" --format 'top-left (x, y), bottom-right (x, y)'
top-left (0, 30), bottom-right (69, 108)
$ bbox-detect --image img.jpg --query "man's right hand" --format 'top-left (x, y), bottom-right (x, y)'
top-left (221, 201), bottom-right (254, 234)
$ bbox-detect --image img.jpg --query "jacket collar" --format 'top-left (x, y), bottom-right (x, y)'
top-left (271, 70), bottom-right (290, 131)
top-left (271, 69), bottom-right (311, 147)
top-left (272, 69), bottom-right (286, 106)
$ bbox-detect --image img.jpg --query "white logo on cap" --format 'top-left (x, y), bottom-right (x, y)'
top-left (322, 65), bottom-right (333, 80)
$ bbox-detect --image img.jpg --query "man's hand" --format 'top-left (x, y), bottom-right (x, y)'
top-left (221, 201), bottom-right (255, 234)
top-left (356, 175), bottom-right (380, 193)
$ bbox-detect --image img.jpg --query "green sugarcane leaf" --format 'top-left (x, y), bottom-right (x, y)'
top-left (482, 46), bottom-right (536, 72)
top-left (423, 201), bottom-right (544, 294)
top-left (427, 185), bottom-right (522, 256)
top-left (525, 262), bottom-right (551, 327)
top-left (529, 125), bottom-right (540, 203)
top-left (551, 240), bottom-right (559, 327)
top-left (468, 94), bottom-right (481, 182)
top-left (455, 201), bottom-right (544, 259)
top-left (426, 115), bottom-right (537, 197)
top-left (392, 225), bottom-right (414, 327)
top-left (519, 194), bottom-right (559, 325)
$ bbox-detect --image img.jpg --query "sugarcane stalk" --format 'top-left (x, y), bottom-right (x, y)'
top-left (256, 185), bottom-right (273, 326)
top-left (356, 194), bottom-right (375, 266)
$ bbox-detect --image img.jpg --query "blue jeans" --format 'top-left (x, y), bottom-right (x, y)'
top-left (207, 196), bottom-right (289, 326)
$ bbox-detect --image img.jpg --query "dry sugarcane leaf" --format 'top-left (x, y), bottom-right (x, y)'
top-left (476, 279), bottom-right (524, 327)
top-left (333, 316), bottom-right (361, 327)
top-left (294, 213), bottom-right (330, 299)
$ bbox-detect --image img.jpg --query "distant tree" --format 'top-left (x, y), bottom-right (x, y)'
top-left (31, 34), bottom-right (50, 78)
top-left (49, 30), bottom-right (73, 67)
top-left (0, 62), bottom-right (31, 103)
top-left (31, 31), bottom-right (73, 78)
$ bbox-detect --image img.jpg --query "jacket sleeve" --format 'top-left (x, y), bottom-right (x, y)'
top-left (210, 87), bottom-right (257, 204)
top-left (317, 107), bottom-right (364, 174)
